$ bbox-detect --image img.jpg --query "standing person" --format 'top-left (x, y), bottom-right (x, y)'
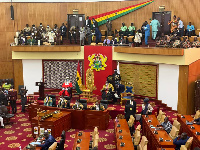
top-left (125, 101), bottom-right (136, 122)
top-left (0, 87), bottom-right (6, 106)
top-left (60, 23), bottom-right (67, 39)
top-left (79, 26), bottom-right (85, 46)
top-left (19, 87), bottom-right (27, 113)
top-left (85, 16), bottom-right (91, 28)
top-left (143, 21), bottom-right (150, 46)
top-left (141, 97), bottom-right (153, 115)
top-left (8, 86), bottom-right (17, 114)
top-left (128, 23), bottom-right (135, 36)
top-left (106, 18), bottom-right (112, 36)
top-left (134, 30), bottom-right (142, 47)
top-left (95, 27), bottom-right (102, 44)
top-left (150, 18), bottom-right (160, 40)
top-left (92, 18), bottom-right (98, 30)
top-left (86, 25), bottom-right (92, 45)
top-left (69, 26), bottom-right (77, 44)
top-left (177, 17), bottom-right (184, 37)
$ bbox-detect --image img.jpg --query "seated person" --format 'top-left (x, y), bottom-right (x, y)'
top-left (186, 22), bottom-right (195, 37)
top-left (192, 117), bottom-right (200, 125)
top-left (24, 24), bottom-right (31, 36)
top-left (44, 94), bottom-right (53, 107)
top-left (119, 36), bottom-right (126, 44)
top-left (103, 36), bottom-right (110, 46)
top-left (72, 100), bottom-right (84, 110)
top-left (128, 23), bottom-right (135, 36)
top-left (47, 30), bottom-right (56, 43)
top-left (181, 37), bottom-right (191, 49)
top-left (37, 131), bottom-right (56, 150)
top-left (90, 102), bottom-right (104, 111)
top-left (173, 132), bottom-right (189, 150)
top-left (158, 117), bottom-right (172, 134)
top-left (101, 81), bottom-right (114, 100)
top-left (120, 22), bottom-right (128, 36)
top-left (141, 98), bottom-right (153, 115)
top-left (57, 96), bottom-right (68, 108)
top-left (192, 37), bottom-right (200, 48)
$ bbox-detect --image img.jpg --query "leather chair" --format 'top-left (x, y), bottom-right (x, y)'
top-left (173, 120), bottom-right (181, 130)
top-left (133, 130), bottom-right (141, 147)
top-left (183, 137), bottom-right (193, 150)
top-left (49, 95), bottom-right (56, 107)
top-left (136, 124), bottom-right (141, 131)
top-left (138, 136), bottom-right (148, 150)
top-left (0, 105), bottom-right (14, 124)
top-left (194, 110), bottom-right (200, 120)
top-left (56, 130), bottom-right (65, 150)
top-left (100, 100), bottom-right (108, 109)
top-left (169, 126), bottom-right (179, 140)
top-left (128, 115), bottom-right (135, 136)
top-left (48, 142), bottom-right (57, 150)
top-left (157, 110), bottom-right (165, 122)
top-left (160, 114), bottom-right (166, 123)
top-left (79, 99), bottom-right (87, 110)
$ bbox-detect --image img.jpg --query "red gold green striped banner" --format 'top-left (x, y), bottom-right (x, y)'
top-left (89, 0), bottom-right (154, 26)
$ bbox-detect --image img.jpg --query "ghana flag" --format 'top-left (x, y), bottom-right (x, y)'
top-left (89, 0), bottom-right (154, 26)
top-left (76, 61), bottom-right (82, 94)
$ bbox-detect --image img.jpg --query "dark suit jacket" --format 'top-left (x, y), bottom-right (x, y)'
top-left (38, 135), bottom-right (56, 150)
top-left (125, 103), bottom-right (137, 120)
top-left (85, 19), bottom-right (91, 27)
top-left (195, 117), bottom-right (200, 125)
top-left (173, 136), bottom-right (189, 150)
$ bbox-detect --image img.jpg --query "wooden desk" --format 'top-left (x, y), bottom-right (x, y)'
top-left (177, 115), bottom-right (200, 149)
top-left (115, 119), bottom-right (134, 150)
top-left (73, 132), bottom-right (90, 150)
top-left (29, 103), bottom-right (109, 130)
top-left (142, 115), bottom-right (175, 150)
top-left (157, 148), bottom-right (175, 150)
top-left (31, 111), bottom-right (71, 138)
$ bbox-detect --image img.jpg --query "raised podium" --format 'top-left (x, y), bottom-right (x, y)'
top-left (35, 82), bottom-right (46, 100)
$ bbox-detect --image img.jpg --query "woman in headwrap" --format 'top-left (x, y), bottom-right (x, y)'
top-left (141, 97), bottom-right (153, 115)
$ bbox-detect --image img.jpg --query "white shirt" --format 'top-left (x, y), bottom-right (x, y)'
top-left (178, 20), bottom-right (184, 28)
top-left (130, 100), bottom-right (133, 105)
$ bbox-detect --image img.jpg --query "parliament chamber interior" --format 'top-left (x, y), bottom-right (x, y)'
top-left (0, 0), bottom-right (200, 149)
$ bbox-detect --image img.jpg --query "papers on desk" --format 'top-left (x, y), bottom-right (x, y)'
top-left (186, 121), bottom-right (193, 125)
top-left (30, 141), bottom-right (41, 145)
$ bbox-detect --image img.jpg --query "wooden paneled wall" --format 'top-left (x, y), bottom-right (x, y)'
top-left (0, 0), bottom-right (200, 87)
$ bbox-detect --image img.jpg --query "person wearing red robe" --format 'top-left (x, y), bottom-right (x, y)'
top-left (59, 78), bottom-right (73, 97)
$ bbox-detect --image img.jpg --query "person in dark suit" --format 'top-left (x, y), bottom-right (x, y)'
top-left (85, 16), bottom-right (91, 29)
top-left (92, 18), bottom-right (98, 29)
top-left (0, 87), bottom-right (6, 106)
top-left (173, 132), bottom-right (189, 150)
top-left (37, 132), bottom-right (56, 150)
top-left (125, 98), bottom-right (136, 122)
top-left (19, 87), bottom-right (27, 113)
top-left (126, 96), bottom-right (136, 107)
top-left (192, 117), bottom-right (200, 125)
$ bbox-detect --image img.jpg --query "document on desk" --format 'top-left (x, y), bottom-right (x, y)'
top-left (30, 142), bottom-right (41, 145)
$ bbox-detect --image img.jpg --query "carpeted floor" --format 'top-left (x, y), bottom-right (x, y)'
top-left (0, 96), bottom-right (178, 150)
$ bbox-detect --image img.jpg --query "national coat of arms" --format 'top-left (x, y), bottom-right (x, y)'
top-left (88, 53), bottom-right (107, 71)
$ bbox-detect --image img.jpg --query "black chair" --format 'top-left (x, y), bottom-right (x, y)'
top-left (100, 100), bottom-right (108, 109)
top-left (49, 95), bottom-right (56, 107)
top-left (56, 130), bottom-right (65, 150)
top-left (0, 105), bottom-right (14, 124)
top-left (79, 99), bottom-right (87, 110)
